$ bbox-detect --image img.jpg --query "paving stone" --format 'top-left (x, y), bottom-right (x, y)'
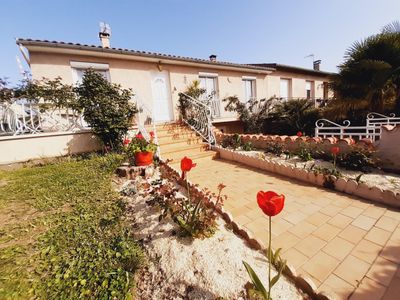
top-left (312, 223), bottom-right (342, 242)
top-left (375, 216), bottom-right (399, 232)
top-left (272, 232), bottom-right (301, 251)
top-left (380, 239), bottom-right (400, 264)
top-left (294, 235), bottom-right (326, 258)
top-left (339, 225), bottom-right (367, 244)
top-left (327, 213), bottom-right (353, 229)
top-left (319, 204), bottom-right (343, 217)
top-left (280, 247), bottom-right (308, 269)
top-left (351, 239), bottom-right (382, 264)
top-left (301, 252), bottom-right (340, 282)
top-left (322, 236), bottom-right (355, 260)
top-left (350, 277), bottom-right (387, 300)
top-left (341, 206), bottom-right (364, 218)
top-left (334, 255), bottom-right (370, 286)
top-left (288, 220), bottom-right (317, 238)
top-left (307, 212), bottom-right (330, 227)
top-left (319, 274), bottom-right (355, 300)
top-left (382, 276), bottom-right (400, 299)
top-left (364, 227), bottom-right (392, 246)
top-left (351, 214), bottom-right (377, 231)
top-left (366, 256), bottom-right (398, 287)
top-left (362, 206), bottom-right (386, 219)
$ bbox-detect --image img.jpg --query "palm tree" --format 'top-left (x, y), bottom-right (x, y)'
top-left (328, 21), bottom-right (400, 120)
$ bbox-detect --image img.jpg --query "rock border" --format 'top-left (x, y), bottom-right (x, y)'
top-left (214, 146), bottom-right (400, 209)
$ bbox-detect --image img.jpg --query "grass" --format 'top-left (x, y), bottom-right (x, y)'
top-left (0, 154), bottom-right (143, 299)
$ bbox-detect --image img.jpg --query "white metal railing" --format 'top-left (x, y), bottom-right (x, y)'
top-left (0, 101), bottom-right (88, 136)
top-left (134, 96), bottom-right (160, 157)
top-left (180, 93), bottom-right (215, 145)
top-left (315, 112), bottom-right (400, 142)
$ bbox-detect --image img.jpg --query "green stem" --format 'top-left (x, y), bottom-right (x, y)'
top-left (268, 216), bottom-right (272, 300)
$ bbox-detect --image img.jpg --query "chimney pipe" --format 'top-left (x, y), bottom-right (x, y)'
top-left (209, 54), bottom-right (217, 62)
top-left (313, 60), bottom-right (321, 71)
top-left (99, 32), bottom-right (110, 48)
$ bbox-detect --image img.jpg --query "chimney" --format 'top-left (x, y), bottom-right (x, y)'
top-left (99, 22), bottom-right (111, 48)
top-left (209, 54), bottom-right (217, 62)
top-left (313, 60), bottom-right (321, 71)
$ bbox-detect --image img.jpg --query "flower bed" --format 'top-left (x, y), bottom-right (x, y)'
top-left (215, 146), bottom-right (400, 208)
top-left (113, 160), bottom-right (348, 299)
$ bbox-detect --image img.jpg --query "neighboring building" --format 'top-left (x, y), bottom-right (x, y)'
top-left (16, 34), bottom-right (333, 133)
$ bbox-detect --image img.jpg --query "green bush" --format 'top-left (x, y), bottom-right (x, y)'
top-left (75, 70), bottom-right (138, 150)
top-left (337, 148), bottom-right (376, 172)
top-left (220, 134), bottom-right (253, 151)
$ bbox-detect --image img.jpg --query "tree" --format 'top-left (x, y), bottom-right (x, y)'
top-left (328, 21), bottom-right (400, 120)
top-left (0, 78), bottom-right (13, 103)
top-left (75, 69), bottom-right (137, 150)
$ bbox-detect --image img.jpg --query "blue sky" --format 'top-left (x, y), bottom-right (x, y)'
top-left (1, 0), bottom-right (400, 84)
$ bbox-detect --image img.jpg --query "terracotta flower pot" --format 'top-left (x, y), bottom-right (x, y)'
top-left (134, 151), bottom-right (154, 166)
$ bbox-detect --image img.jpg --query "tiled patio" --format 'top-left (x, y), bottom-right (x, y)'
top-left (174, 156), bottom-right (400, 300)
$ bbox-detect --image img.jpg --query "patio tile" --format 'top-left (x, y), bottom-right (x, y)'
top-left (272, 232), bottom-right (301, 251)
top-left (351, 239), bottom-right (382, 264)
top-left (294, 235), bottom-right (326, 258)
top-left (271, 218), bottom-right (293, 236)
top-left (382, 277), bottom-right (400, 300)
top-left (339, 225), bottom-right (367, 244)
top-left (375, 216), bottom-right (399, 232)
top-left (283, 211), bottom-right (308, 225)
top-left (301, 252), bottom-right (340, 282)
top-left (280, 248), bottom-right (308, 269)
top-left (351, 214), bottom-right (377, 231)
top-left (322, 236), bottom-right (355, 260)
top-left (334, 255), bottom-right (370, 286)
top-left (383, 209), bottom-right (400, 221)
top-left (364, 227), bottom-right (392, 246)
top-left (307, 212), bottom-right (330, 227)
top-left (319, 274), bottom-right (355, 300)
top-left (234, 214), bottom-right (254, 226)
top-left (350, 277), bottom-right (386, 300)
top-left (288, 220), bottom-right (317, 238)
top-left (319, 204), bottom-right (343, 217)
top-left (312, 223), bottom-right (342, 242)
top-left (341, 206), bottom-right (364, 218)
top-left (327, 213), bottom-right (353, 229)
top-left (380, 239), bottom-right (400, 264)
top-left (363, 206), bottom-right (386, 219)
top-left (366, 256), bottom-right (398, 287)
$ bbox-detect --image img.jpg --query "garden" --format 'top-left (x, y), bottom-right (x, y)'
top-left (218, 132), bottom-right (400, 195)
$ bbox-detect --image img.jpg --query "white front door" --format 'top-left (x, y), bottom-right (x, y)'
top-left (151, 71), bottom-right (173, 123)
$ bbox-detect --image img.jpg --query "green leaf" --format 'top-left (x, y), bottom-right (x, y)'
top-left (242, 261), bottom-right (269, 299)
top-left (270, 274), bottom-right (280, 288)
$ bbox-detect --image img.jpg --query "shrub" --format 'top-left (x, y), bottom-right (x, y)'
top-left (75, 70), bottom-right (137, 150)
top-left (264, 142), bottom-right (285, 156)
top-left (337, 147), bottom-right (376, 172)
top-left (296, 145), bottom-right (313, 161)
top-left (220, 134), bottom-right (253, 151)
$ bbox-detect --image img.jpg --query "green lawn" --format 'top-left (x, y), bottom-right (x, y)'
top-left (0, 155), bottom-right (143, 299)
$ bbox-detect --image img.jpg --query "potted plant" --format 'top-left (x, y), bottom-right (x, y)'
top-left (124, 132), bottom-right (157, 166)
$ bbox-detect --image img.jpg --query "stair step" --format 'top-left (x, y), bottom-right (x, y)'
top-left (163, 150), bottom-right (218, 163)
top-left (158, 136), bottom-right (203, 146)
top-left (161, 143), bottom-right (207, 155)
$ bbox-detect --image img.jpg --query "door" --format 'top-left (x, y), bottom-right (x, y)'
top-left (151, 71), bottom-right (173, 123)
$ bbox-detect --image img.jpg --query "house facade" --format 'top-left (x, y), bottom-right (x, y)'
top-left (17, 37), bottom-right (332, 132)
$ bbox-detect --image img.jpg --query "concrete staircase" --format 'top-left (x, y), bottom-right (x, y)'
top-left (150, 122), bottom-right (218, 166)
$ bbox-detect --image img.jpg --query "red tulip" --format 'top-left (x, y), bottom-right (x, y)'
top-left (123, 138), bottom-right (131, 145)
top-left (257, 191), bottom-right (285, 217)
top-left (331, 146), bottom-right (340, 155)
top-left (297, 131), bottom-right (302, 137)
top-left (136, 133), bottom-right (144, 139)
top-left (150, 131), bottom-right (155, 138)
top-left (181, 156), bottom-right (196, 172)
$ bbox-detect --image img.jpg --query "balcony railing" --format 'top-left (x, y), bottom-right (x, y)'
top-left (0, 101), bottom-right (88, 136)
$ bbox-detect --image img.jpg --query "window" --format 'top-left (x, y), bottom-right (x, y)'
top-left (242, 77), bottom-right (256, 103)
top-left (280, 78), bottom-right (291, 100)
top-left (70, 61), bottom-right (110, 84)
top-left (199, 73), bottom-right (218, 100)
top-left (306, 81), bottom-right (313, 99)
top-left (199, 72), bottom-right (220, 117)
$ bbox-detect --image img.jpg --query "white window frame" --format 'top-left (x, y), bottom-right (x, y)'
top-left (305, 80), bottom-right (314, 99)
top-left (70, 61), bottom-right (110, 84)
top-left (242, 76), bottom-right (256, 103)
